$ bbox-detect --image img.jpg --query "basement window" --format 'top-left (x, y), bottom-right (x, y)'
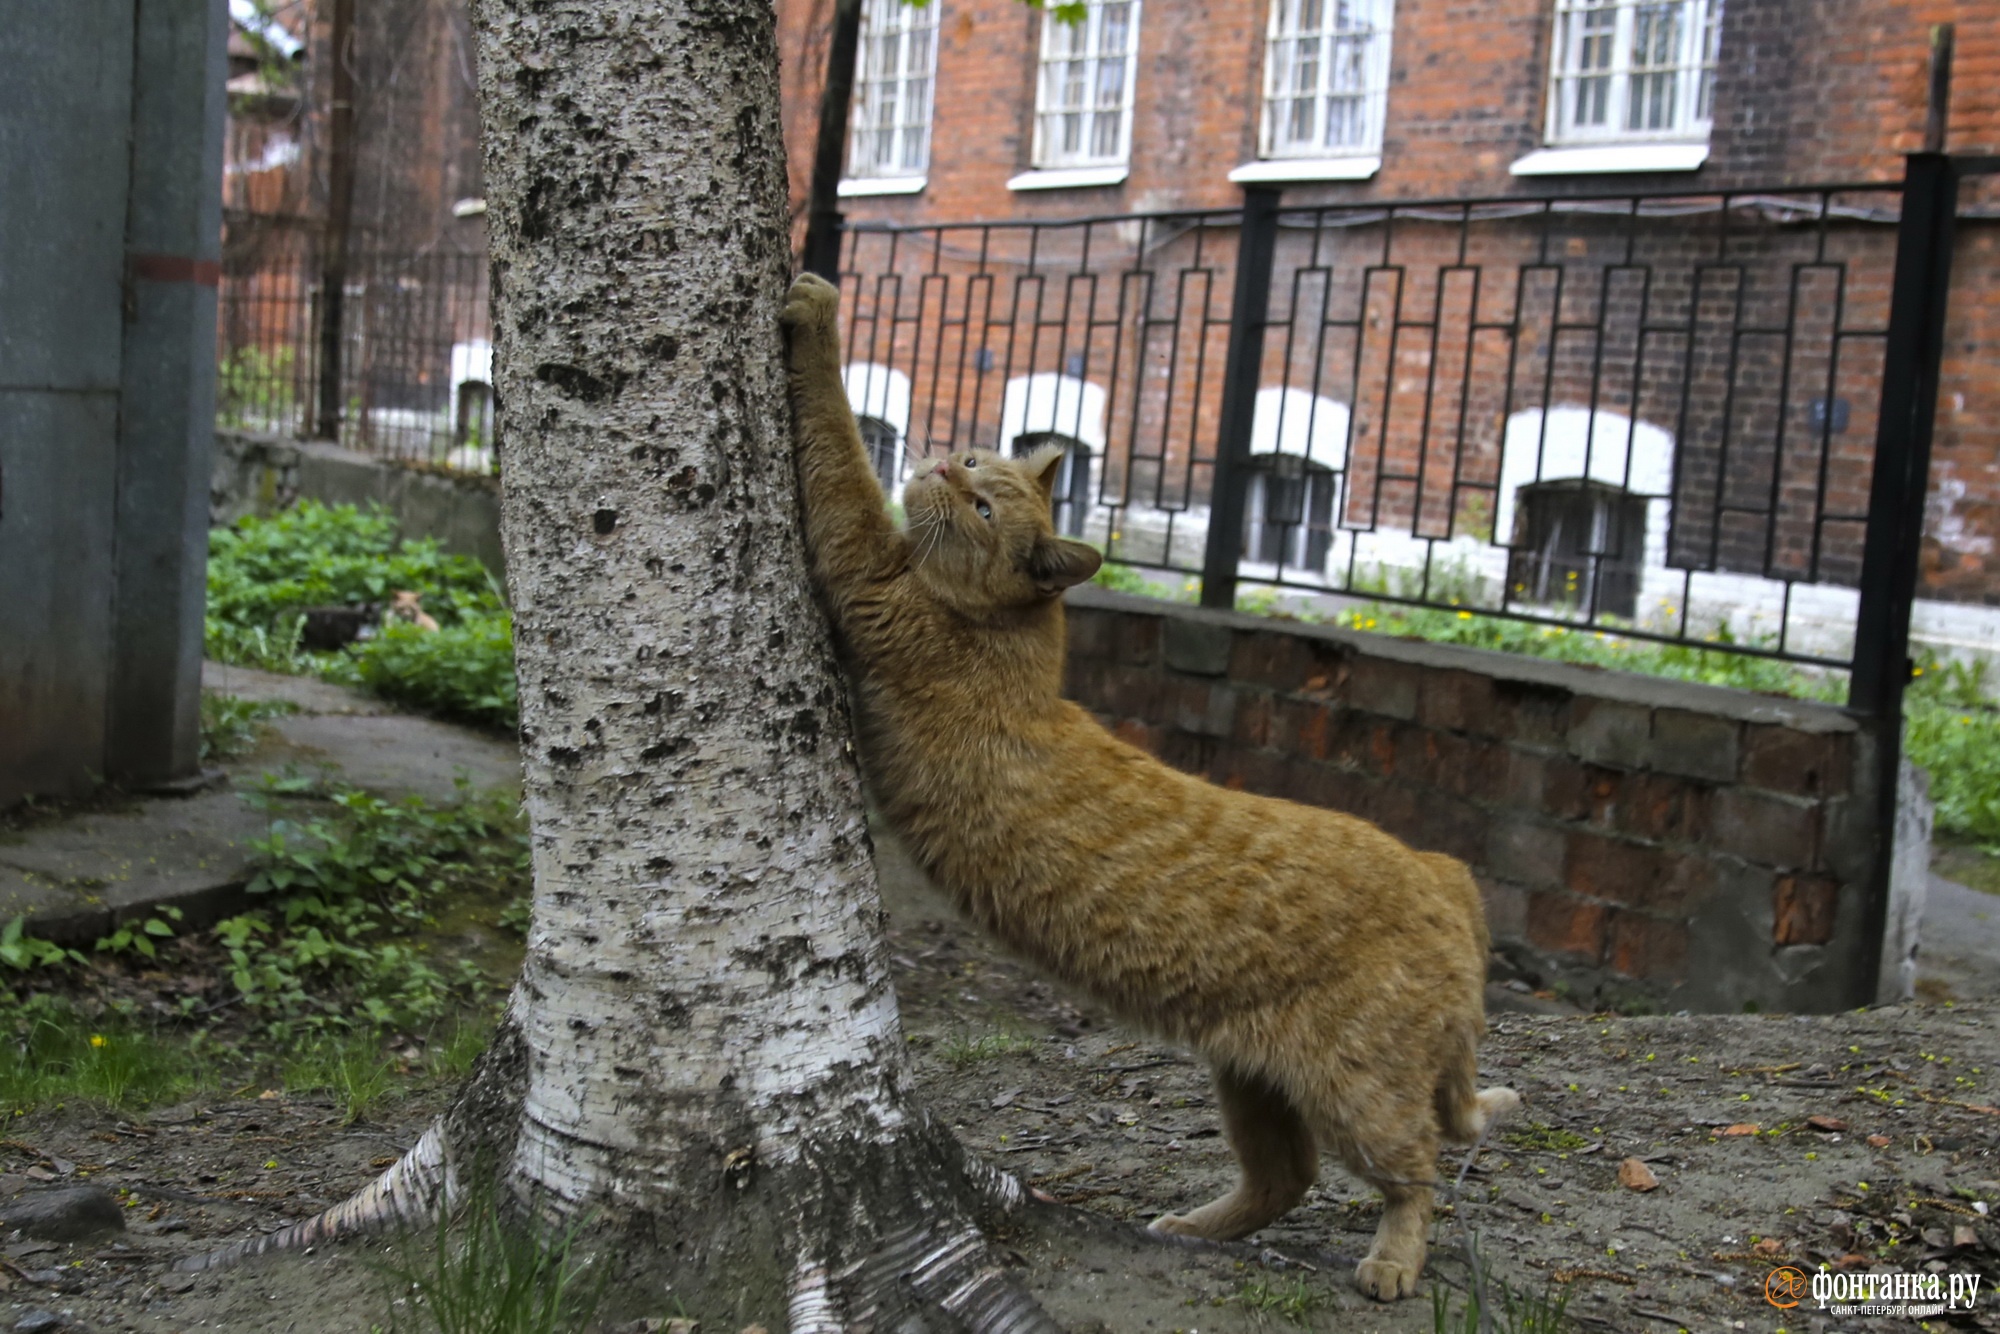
top-left (859, 415), bottom-right (903, 493)
top-left (1242, 454), bottom-right (1338, 573)
top-left (1507, 479), bottom-right (1647, 618)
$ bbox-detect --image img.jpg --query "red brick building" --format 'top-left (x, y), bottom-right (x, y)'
top-left (779, 0), bottom-right (1996, 216)
top-left (776, 0), bottom-right (2000, 661)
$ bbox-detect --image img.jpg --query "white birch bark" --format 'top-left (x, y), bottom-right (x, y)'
top-left (454, 1), bottom-right (1062, 1327)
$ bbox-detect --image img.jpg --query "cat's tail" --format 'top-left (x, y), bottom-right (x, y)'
top-left (1420, 852), bottom-right (1518, 1143)
top-left (1436, 1023), bottom-right (1521, 1144)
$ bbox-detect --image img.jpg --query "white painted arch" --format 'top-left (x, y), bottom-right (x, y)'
top-left (1495, 407), bottom-right (1675, 568)
top-left (842, 363), bottom-right (912, 439)
top-left (1249, 387), bottom-right (1350, 471)
top-left (1000, 373), bottom-right (1107, 453)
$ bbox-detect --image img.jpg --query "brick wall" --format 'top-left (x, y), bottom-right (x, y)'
top-left (1062, 585), bottom-right (1890, 1013)
top-left (779, 0), bottom-right (2000, 605)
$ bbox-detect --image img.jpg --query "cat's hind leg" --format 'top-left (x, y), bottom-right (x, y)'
top-left (1321, 1091), bottom-right (1440, 1301)
top-left (1149, 1067), bottom-right (1317, 1241)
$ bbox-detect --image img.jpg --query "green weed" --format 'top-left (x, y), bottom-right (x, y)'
top-left (217, 344), bottom-right (297, 430)
top-left (0, 917), bottom-right (82, 972)
top-left (423, 1019), bottom-right (493, 1084)
top-left (95, 905), bottom-right (183, 960)
top-left (1499, 1122), bottom-right (1591, 1154)
top-left (283, 1032), bottom-right (398, 1124)
top-left (205, 501), bottom-right (515, 726)
top-left (217, 777), bottom-right (521, 1037)
top-left (1234, 1275), bottom-right (1327, 1324)
top-left (376, 1172), bottom-right (604, 1334)
top-left (938, 1028), bottom-right (1039, 1067)
top-left (1432, 1236), bottom-right (1571, 1334)
top-left (200, 693), bottom-right (300, 763)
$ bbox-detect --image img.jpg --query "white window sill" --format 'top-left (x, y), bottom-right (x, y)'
top-left (1007, 165), bottom-right (1130, 191)
top-left (1509, 143), bottom-right (1710, 176)
top-left (837, 176), bottom-right (927, 198)
top-left (1228, 156), bottom-right (1381, 183)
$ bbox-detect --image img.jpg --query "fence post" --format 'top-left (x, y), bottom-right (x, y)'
top-left (1848, 152), bottom-right (1959, 1002)
top-left (1850, 155), bottom-right (1957, 720)
top-left (1199, 186), bottom-right (1281, 611)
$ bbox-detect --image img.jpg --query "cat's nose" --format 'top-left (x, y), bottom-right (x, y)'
top-left (933, 458), bottom-right (950, 478)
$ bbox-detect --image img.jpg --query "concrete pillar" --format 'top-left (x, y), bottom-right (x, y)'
top-left (0, 0), bottom-right (227, 806)
top-left (107, 0), bottom-right (230, 786)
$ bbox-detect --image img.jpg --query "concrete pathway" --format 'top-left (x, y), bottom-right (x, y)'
top-left (1920, 870), bottom-right (2000, 1000)
top-left (0, 663), bottom-right (519, 946)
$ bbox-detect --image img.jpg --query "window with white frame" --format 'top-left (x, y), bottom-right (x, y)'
top-left (847, 0), bottom-right (939, 179)
top-left (1546, 0), bottom-right (1721, 144)
top-left (1032, 1), bottom-right (1141, 169)
top-left (1260, 0), bottom-right (1393, 159)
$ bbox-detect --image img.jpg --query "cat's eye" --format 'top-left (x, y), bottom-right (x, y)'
top-left (963, 455), bottom-right (978, 468)
top-left (974, 498), bottom-right (993, 520)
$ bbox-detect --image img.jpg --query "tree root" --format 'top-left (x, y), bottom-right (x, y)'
top-left (176, 1015), bottom-right (528, 1274)
top-left (174, 1118), bottom-right (453, 1273)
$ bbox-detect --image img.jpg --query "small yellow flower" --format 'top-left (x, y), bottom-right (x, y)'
top-left (1458, 611), bottom-right (1472, 620)
top-left (89, 1035), bottom-right (106, 1049)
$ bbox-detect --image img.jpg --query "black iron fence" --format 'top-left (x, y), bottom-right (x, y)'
top-left (215, 240), bottom-right (493, 470)
top-left (833, 183), bottom-right (1942, 676)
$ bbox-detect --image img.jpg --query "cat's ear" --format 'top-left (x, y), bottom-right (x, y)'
top-left (1026, 535), bottom-right (1102, 596)
top-left (1023, 443), bottom-right (1068, 500)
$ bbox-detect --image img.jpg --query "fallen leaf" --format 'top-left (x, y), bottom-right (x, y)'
top-left (1722, 1123), bottom-right (1760, 1136)
top-left (1867, 1134), bottom-right (1892, 1148)
top-left (1753, 1237), bottom-right (1783, 1256)
top-left (1956, 1224), bottom-right (1980, 1249)
top-left (1617, 1157), bottom-right (1659, 1192)
top-left (21, 1168), bottom-right (53, 1182)
top-left (1806, 1115), bottom-right (1848, 1133)
top-left (1838, 1252), bottom-right (1870, 1268)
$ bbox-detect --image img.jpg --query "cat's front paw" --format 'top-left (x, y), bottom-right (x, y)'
top-left (1148, 1213), bottom-right (1202, 1238)
top-left (1354, 1257), bottom-right (1421, 1301)
top-left (781, 272), bottom-right (841, 352)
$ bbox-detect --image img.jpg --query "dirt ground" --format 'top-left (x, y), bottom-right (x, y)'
top-left (6, 825), bottom-right (2000, 1333)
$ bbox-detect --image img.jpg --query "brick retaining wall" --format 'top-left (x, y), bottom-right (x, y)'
top-left (1063, 585), bottom-right (1894, 1014)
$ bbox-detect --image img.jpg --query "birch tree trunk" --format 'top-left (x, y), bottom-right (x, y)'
top-left (454, 1), bottom-right (1060, 1328)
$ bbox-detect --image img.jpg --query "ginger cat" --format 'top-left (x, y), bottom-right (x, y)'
top-left (781, 273), bottom-right (1517, 1300)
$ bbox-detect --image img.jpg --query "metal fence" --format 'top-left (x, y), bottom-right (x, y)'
top-left (215, 241), bottom-right (493, 470)
top-left (835, 183), bottom-right (1926, 672)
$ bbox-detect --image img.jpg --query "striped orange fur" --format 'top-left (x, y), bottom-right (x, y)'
top-left (782, 272), bottom-right (1517, 1300)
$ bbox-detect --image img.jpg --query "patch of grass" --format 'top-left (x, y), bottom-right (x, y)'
top-left (375, 1172), bottom-right (604, 1334)
top-left (1234, 1275), bottom-right (1327, 1324)
top-left (423, 1019), bottom-right (493, 1084)
top-left (200, 693), bottom-right (300, 764)
top-left (0, 999), bottom-right (215, 1113)
top-left (283, 1032), bottom-right (398, 1125)
top-left (1904, 658), bottom-right (2000, 845)
top-left (1433, 1236), bottom-right (1572, 1334)
top-left (937, 1028), bottom-right (1040, 1067)
top-left (1499, 1121), bottom-right (1591, 1154)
